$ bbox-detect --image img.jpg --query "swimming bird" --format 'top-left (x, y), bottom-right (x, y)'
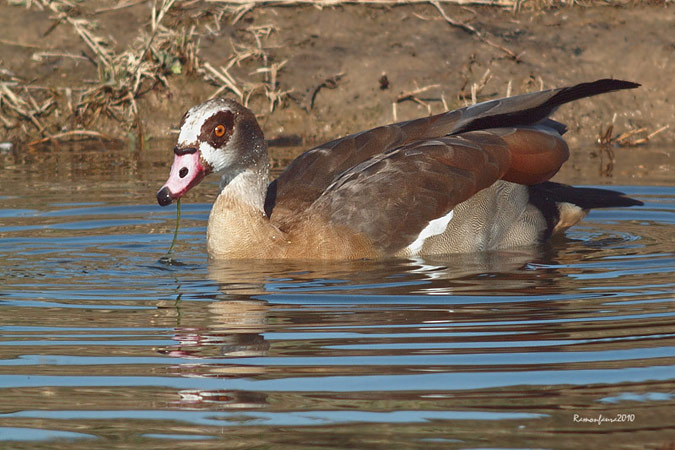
top-left (157, 79), bottom-right (642, 259)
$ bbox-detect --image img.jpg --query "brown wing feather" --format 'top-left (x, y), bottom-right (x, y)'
top-left (266, 112), bottom-right (462, 223)
top-left (494, 127), bottom-right (570, 185)
top-left (306, 131), bottom-right (511, 254)
top-left (266, 79), bottom-right (639, 223)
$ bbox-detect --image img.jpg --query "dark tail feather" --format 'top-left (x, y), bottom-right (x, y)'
top-left (453, 79), bottom-right (640, 134)
top-left (546, 79), bottom-right (640, 110)
top-left (532, 181), bottom-right (643, 209)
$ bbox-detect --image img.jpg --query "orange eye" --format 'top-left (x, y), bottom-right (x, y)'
top-left (214, 124), bottom-right (226, 137)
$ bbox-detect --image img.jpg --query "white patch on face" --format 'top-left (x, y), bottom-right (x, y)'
top-left (406, 210), bottom-right (454, 255)
top-left (177, 99), bottom-right (236, 174)
top-left (199, 140), bottom-right (235, 174)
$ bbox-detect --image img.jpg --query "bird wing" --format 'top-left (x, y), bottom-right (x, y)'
top-left (265, 79), bottom-right (639, 229)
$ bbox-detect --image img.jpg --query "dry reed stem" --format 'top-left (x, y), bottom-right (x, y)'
top-left (393, 83), bottom-right (442, 118)
top-left (203, 62), bottom-right (245, 100)
top-left (0, 38), bottom-right (44, 49)
top-left (131, 0), bottom-right (178, 94)
top-left (396, 84), bottom-right (441, 102)
top-left (201, 25), bottom-right (290, 112)
top-left (231, 4), bottom-right (256, 23)
top-left (0, 113), bottom-right (14, 128)
top-left (254, 60), bottom-right (291, 111)
top-left (645, 125), bottom-right (669, 140)
top-left (0, 83), bottom-right (54, 132)
top-left (26, 130), bottom-right (119, 146)
top-left (40, 0), bottom-right (116, 71)
top-left (615, 124), bottom-right (670, 146)
top-left (94, 0), bottom-right (147, 14)
top-left (598, 123), bottom-right (669, 147)
top-left (459, 68), bottom-right (492, 104)
top-left (32, 51), bottom-right (90, 62)
top-left (597, 124), bottom-right (613, 146)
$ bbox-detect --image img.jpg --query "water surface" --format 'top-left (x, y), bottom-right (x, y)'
top-left (0, 142), bottom-right (673, 448)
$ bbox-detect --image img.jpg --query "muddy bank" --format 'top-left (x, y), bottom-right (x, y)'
top-left (0, 2), bottom-right (673, 151)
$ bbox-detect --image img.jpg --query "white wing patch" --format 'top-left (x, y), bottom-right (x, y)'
top-left (406, 210), bottom-right (454, 255)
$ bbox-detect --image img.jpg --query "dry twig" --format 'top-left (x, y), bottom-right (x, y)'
top-left (304, 72), bottom-right (344, 111)
top-left (26, 129), bottom-right (120, 146)
top-left (200, 25), bottom-right (289, 112)
top-left (615, 125), bottom-right (670, 146)
top-left (203, 62), bottom-right (245, 100)
top-left (430, 1), bottom-right (522, 62)
top-left (393, 83), bottom-right (442, 119)
top-left (458, 68), bottom-right (492, 103)
top-left (94, 0), bottom-right (147, 14)
top-left (131, 0), bottom-right (178, 95)
top-left (0, 83), bottom-right (55, 132)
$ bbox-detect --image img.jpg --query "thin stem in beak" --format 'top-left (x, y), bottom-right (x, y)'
top-left (167, 198), bottom-right (181, 255)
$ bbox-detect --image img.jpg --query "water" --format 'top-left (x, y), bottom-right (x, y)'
top-left (0, 141), bottom-right (674, 448)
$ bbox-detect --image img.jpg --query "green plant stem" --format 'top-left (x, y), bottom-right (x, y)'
top-left (167, 198), bottom-right (181, 255)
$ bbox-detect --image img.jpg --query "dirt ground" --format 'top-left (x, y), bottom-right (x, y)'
top-left (0, 1), bottom-right (673, 151)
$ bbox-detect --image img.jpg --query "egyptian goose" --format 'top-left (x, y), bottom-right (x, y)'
top-left (157, 79), bottom-right (642, 259)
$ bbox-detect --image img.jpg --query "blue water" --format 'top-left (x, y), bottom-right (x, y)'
top-left (0, 144), bottom-right (673, 448)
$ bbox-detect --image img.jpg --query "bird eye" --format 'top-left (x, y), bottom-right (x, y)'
top-left (214, 124), bottom-right (226, 137)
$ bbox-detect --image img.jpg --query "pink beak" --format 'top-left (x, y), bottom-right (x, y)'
top-left (157, 149), bottom-right (208, 206)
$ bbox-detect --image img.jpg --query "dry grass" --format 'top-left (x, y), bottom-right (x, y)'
top-left (598, 123), bottom-right (670, 147)
top-left (2, 0), bottom-right (201, 141)
top-left (1, 0), bottom-right (670, 144)
top-left (593, 123), bottom-right (670, 177)
top-left (207, 0), bottom-right (671, 18)
top-left (53, 0), bottom-right (201, 127)
top-left (200, 23), bottom-right (291, 111)
top-left (1, 0), bottom-right (289, 143)
top-left (0, 0), bottom-right (288, 139)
